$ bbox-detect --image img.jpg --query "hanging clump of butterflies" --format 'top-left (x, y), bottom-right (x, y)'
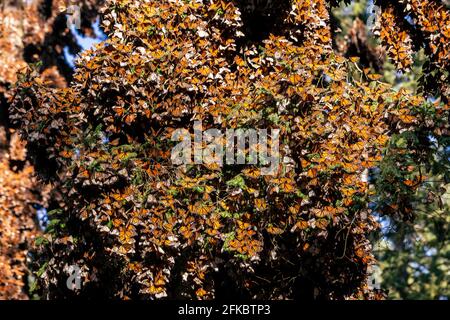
top-left (8, 0), bottom-right (449, 300)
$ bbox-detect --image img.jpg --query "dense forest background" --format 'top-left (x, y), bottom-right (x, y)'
top-left (0, 0), bottom-right (448, 300)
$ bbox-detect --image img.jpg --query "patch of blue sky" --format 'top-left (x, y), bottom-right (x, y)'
top-left (99, 131), bottom-right (110, 144)
top-left (63, 46), bottom-right (76, 69)
top-left (63, 17), bottom-right (107, 69)
top-left (427, 96), bottom-right (439, 103)
top-left (404, 14), bottom-right (415, 26)
top-left (428, 135), bottom-right (439, 148)
top-left (374, 213), bottom-right (392, 234)
top-left (35, 205), bottom-right (48, 231)
top-left (409, 261), bottom-right (430, 275)
top-left (424, 247), bottom-right (438, 257)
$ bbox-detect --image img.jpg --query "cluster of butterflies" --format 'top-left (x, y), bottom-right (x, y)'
top-left (7, 0), bottom-right (449, 300)
top-left (376, 1), bottom-right (450, 101)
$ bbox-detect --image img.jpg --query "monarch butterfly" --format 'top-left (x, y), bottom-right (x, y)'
top-left (352, 141), bottom-right (365, 151)
top-left (111, 162), bottom-right (121, 170)
top-left (129, 215), bottom-right (141, 225)
top-left (113, 106), bottom-right (124, 116)
top-left (112, 192), bottom-right (126, 202)
top-left (375, 135), bottom-right (389, 146)
top-left (229, 239), bottom-right (239, 249)
top-left (119, 226), bottom-right (135, 243)
top-left (117, 245), bottom-right (129, 255)
top-left (128, 262), bottom-right (142, 273)
top-left (342, 188), bottom-right (356, 197)
top-left (163, 221), bottom-right (174, 232)
top-left (273, 178), bottom-right (295, 193)
top-left (316, 219), bottom-right (328, 230)
top-left (59, 150), bottom-right (73, 158)
top-left (154, 273), bottom-right (165, 286)
top-left (243, 228), bottom-right (256, 237)
top-left (219, 201), bottom-right (229, 211)
top-left (188, 202), bottom-right (213, 215)
top-left (289, 203), bottom-right (301, 215)
top-left (243, 168), bottom-right (261, 179)
top-left (198, 66), bottom-right (211, 77)
top-left (237, 221), bottom-right (251, 230)
top-left (210, 219), bottom-right (222, 230)
top-left (324, 206), bottom-right (337, 215)
top-left (343, 197), bottom-right (353, 206)
top-left (353, 127), bottom-right (370, 140)
top-left (249, 240), bottom-right (262, 254)
top-left (113, 218), bottom-right (123, 228)
top-left (147, 285), bottom-right (164, 295)
top-left (79, 169), bottom-right (90, 179)
top-left (281, 181), bottom-right (295, 193)
top-left (300, 159), bottom-right (310, 168)
top-left (150, 216), bottom-right (161, 226)
top-left (204, 162), bottom-right (221, 171)
top-left (367, 73), bottom-right (382, 81)
top-left (343, 162), bottom-right (359, 172)
top-left (289, 74), bottom-right (302, 85)
top-left (266, 225), bottom-right (284, 235)
top-left (179, 226), bottom-right (193, 239)
top-left (254, 198), bottom-right (267, 211)
top-left (196, 288), bottom-right (207, 298)
top-left (307, 168), bottom-right (318, 178)
top-left (125, 114), bottom-right (137, 125)
top-left (361, 160), bottom-right (374, 168)
top-left (234, 56), bottom-right (246, 67)
top-left (343, 174), bottom-right (354, 185)
top-left (294, 220), bottom-right (308, 230)
top-left (103, 196), bottom-right (112, 205)
top-left (403, 179), bottom-right (415, 187)
top-left (206, 228), bottom-right (220, 236)
top-left (161, 197), bottom-right (175, 209)
top-left (399, 113), bottom-right (415, 124)
top-left (317, 29), bottom-right (331, 43)
top-left (313, 209), bottom-right (328, 218)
